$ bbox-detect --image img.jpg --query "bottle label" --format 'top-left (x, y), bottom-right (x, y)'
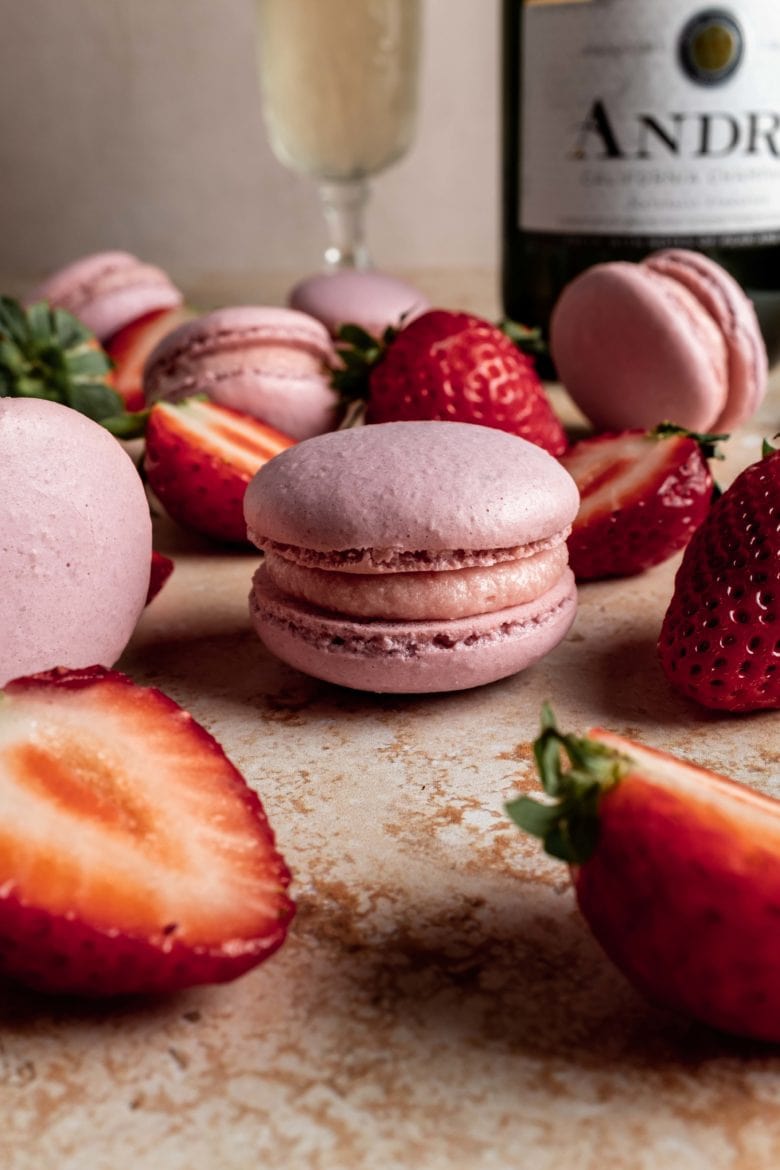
top-left (519, 0), bottom-right (780, 242)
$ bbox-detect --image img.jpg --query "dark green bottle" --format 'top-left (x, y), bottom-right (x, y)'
top-left (501, 0), bottom-right (780, 366)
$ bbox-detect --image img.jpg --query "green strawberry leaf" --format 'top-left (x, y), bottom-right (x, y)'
top-left (499, 318), bottom-right (548, 358)
top-left (504, 794), bottom-right (562, 839)
top-left (331, 321), bottom-right (393, 406)
top-left (506, 703), bottom-right (629, 864)
top-left (338, 322), bottom-right (381, 351)
top-left (0, 296), bottom-right (31, 347)
top-left (101, 409), bottom-right (150, 440)
top-left (65, 380), bottom-right (125, 422)
top-left (651, 421), bottom-right (729, 461)
top-left (0, 295), bottom-right (141, 436)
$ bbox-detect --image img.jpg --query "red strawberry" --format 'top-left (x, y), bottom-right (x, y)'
top-left (146, 550), bottom-right (174, 605)
top-left (658, 440), bottom-right (780, 712)
top-left (0, 665), bottom-right (294, 996)
top-left (560, 425), bottom-right (721, 580)
top-left (508, 705), bottom-right (780, 1041)
top-left (144, 397), bottom-right (295, 543)
top-left (334, 311), bottom-right (568, 455)
top-left (105, 305), bottom-right (193, 412)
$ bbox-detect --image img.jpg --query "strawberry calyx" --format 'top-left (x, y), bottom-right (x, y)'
top-left (0, 296), bottom-right (147, 438)
top-left (331, 321), bottom-right (398, 406)
top-left (506, 703), bottom-right (629, 864)
top-left (650, 421), bottom-right (728, 462)
top-left (498, 319), bottom-right (547, 359)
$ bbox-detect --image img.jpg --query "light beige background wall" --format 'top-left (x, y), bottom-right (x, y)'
top-left (0, 0), bottom-right (499, 303)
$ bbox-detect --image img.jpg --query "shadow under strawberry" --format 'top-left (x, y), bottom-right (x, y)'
top-left (585, 632), bottom-right (707, 727)
top-left (290, 884), bottom-right (778, 1069)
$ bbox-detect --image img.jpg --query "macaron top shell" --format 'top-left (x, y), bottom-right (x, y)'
top-left (27, 250), bottom-right (183, 342)
top-left (550, 260), bottom-right (730, 432)
top-left (0, 398), bottom-right (152, 686)
top-left (289, 269), bottom-right (429, 338)
top-left (244, 420), bottom-right (580, 560)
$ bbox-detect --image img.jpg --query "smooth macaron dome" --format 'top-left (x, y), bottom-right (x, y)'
top-left (245, 421), bottom-right (580, 693)
top-left (289, 269), bottom-right (430, 338)
top-left (0, 398), bottom-right (152, 687)
top-left (143, 305), bottom-right (339, 441)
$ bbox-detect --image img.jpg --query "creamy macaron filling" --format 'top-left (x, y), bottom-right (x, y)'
top-left (253, 531), bottom-right (567, 573)
top-left (262, 543), bottom-right (569, 622)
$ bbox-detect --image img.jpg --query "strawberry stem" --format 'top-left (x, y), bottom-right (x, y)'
top-left (506, 703), bottom-right (629, 864)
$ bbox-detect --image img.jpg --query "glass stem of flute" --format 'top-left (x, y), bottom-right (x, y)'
top-left (318, 177), bottom-right (371, 270)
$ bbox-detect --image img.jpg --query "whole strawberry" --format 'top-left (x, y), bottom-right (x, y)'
top-left (658, 439), bottom-right (780, 712)
top-left (335, 310), bottom-right (568, 456)
top-left (561, 424), bottom-right (722, 581)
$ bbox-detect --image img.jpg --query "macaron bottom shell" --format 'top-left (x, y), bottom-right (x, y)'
top-left (249, 567), bottom-right (577, 694)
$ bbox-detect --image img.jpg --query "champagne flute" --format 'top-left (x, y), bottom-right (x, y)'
top-left (254, 0), bottom-right (422, 271)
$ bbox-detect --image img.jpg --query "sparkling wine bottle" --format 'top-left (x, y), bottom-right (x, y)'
top-left (502, 0), bottom-right (780, 366)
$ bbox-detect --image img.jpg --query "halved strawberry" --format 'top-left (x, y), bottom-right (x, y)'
top-left (508, 706), bottom-right (780, 1041)
top-left (0, 665), bottom-right (294, 996)
top-left (146, 550), bottom-right (174, 605)
top-left (144, 397), bottom-right (295, 543)
top-left (560, 425), bottom-right (721, 580)
top-left (106, 305), bottom-right (193, 412)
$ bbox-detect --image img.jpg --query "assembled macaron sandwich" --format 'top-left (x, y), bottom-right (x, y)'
top-left (26, 250), bottom-right (183, 344)
top-left (244, 421), bottom-right (579, 693)
top-left (143, 305), bottom-right (339, 440)
top-left (550, 248), bottom-right (767, 433)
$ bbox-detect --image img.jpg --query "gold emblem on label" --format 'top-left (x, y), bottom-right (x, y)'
top-left (691, 24), bottom-right (736, 72)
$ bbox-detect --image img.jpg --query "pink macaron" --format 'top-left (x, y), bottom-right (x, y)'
top-left (26, 250), bottom-right (183, 343)
top-left (289, 269), bottom-right (429, 338)
top-left (549, 249), bottom-right (767, 434)
top-left (0, 398), bottom-right (152, 687)
top-left (244, 421), bottom-right (579, 693)
top-left (143, 306), bottom-right (340, 441)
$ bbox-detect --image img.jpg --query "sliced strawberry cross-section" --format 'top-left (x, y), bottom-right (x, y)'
top-left (508, 705), bottom-right (780, 1041)
top-left (0, 666), bottom-right (294, 996)
top-left (144, 396), bottom-right (296, 544)
top-left (560, 425), bottom-right (721, 581)
top-left (106, 305), bottom-right (193, 413)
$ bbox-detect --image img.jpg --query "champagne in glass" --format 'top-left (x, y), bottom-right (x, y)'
top-left (255, 0), bottom-right (421, 270)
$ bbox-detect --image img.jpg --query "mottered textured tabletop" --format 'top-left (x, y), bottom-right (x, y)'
top-left (4, 352), bottom-right (780, 1170)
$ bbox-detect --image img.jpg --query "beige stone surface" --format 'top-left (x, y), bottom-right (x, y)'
top-left (3, 329), bottom-right (779, 1170)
